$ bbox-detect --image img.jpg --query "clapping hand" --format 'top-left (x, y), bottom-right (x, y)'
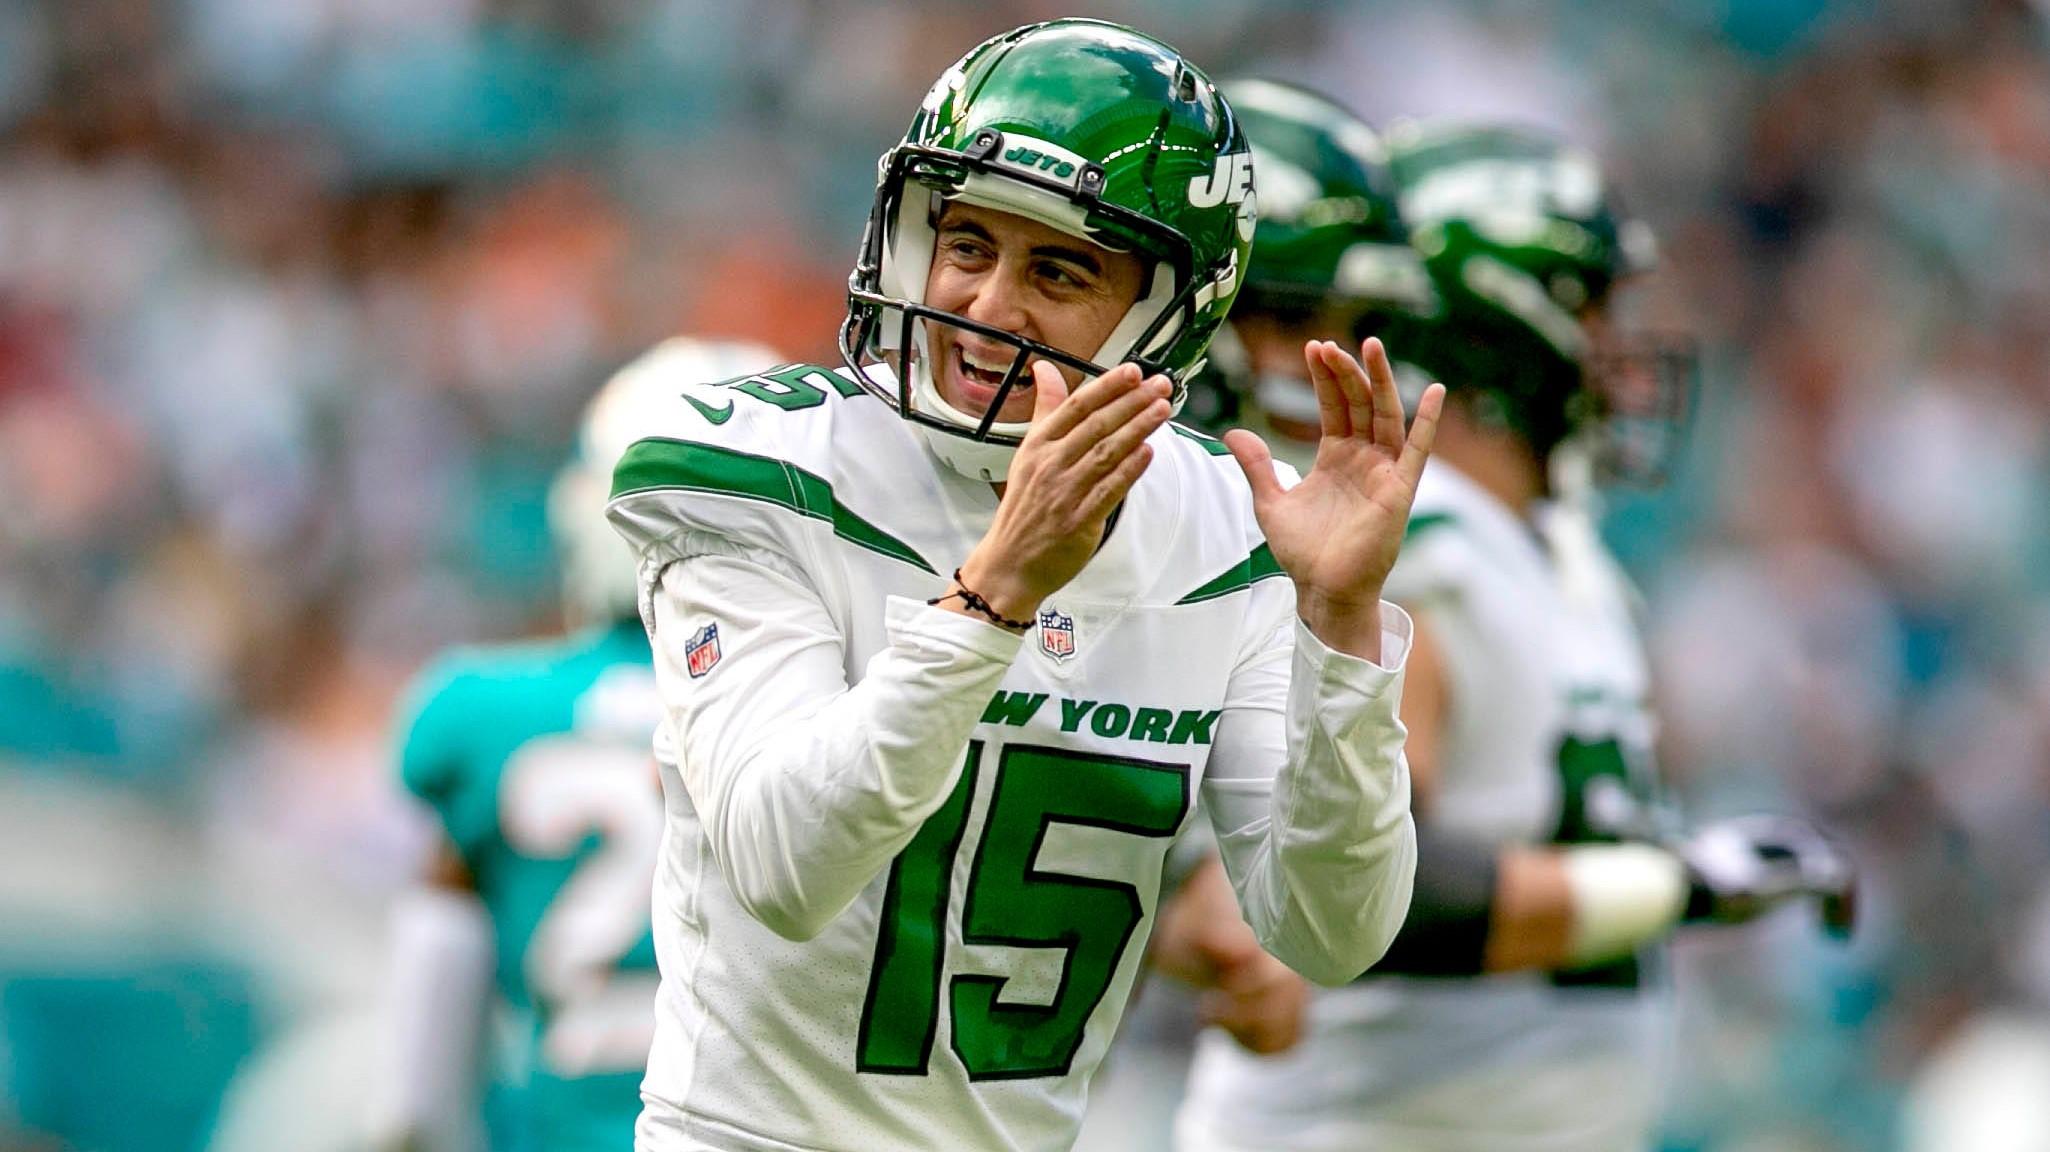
top-left (1224, 338), bottom-right (1446, 661)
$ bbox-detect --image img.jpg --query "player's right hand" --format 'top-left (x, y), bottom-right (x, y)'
top-left (1677, 814), bottom-right (1857, 937)
top-left (1149, 855), bottom-right (1307, 1055)
top-left (958, 360), bottom-right (1171, 620)
top-left (1196, 934), bottom-right (1309, 1056)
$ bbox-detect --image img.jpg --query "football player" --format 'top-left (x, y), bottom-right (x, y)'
top-left (1164, 101), bottom-right (1856, 1152)
top-left (377, 339), bottom-right (776, 1152)
top-left (603, 19), bottom-right (1447, 1152)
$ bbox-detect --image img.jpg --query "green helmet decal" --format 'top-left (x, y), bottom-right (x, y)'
top-left (1222, 78), bottom-right (1433, 316)
top-left (1383, 121), bottom-right (1693, 480)
top-left (841, 19), bottom-right (1254, 480)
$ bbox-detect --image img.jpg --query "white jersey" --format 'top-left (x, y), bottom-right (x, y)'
top-left (1179, 460), bottom-right (1668, 1152)
top-left (605, 353), bottom-right (1417, 1152)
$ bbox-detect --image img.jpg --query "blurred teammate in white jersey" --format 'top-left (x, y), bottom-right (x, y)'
top-left (1163, 94), bottom-right (1855, 1152)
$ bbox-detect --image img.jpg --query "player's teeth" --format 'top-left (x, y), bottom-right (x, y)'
top-left (954, 353), bottom-right (996, 386)
top-left (953, 348), bottom-right (1032, 391)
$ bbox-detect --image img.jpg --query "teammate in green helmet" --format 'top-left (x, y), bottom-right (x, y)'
top-left (1190, 77), bottom-right (1437, 455)
top-left (1165, 113), bottom-right (1854, 1152)
top-left (1383, 121), bottom-right (1695, 486)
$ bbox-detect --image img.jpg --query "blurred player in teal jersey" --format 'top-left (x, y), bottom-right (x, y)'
top-left (377, 338), bottom-right (777, 1152)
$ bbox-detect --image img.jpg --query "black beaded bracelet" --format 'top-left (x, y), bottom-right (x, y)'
top-left (928, 569), bottom-right (1035, 632)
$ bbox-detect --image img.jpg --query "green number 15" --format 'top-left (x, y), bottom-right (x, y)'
top-left (856, 741), bottom-right (1189, 1080)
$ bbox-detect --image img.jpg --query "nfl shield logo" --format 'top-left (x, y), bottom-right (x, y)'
top-left (1038, 608), bottom-right (1076, 663)
top-left (684, 622), bottom-right (722, 678)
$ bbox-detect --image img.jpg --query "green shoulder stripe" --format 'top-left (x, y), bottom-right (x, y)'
top-left (1405, 511), bottom-right (1456, 540)
top-left (1169, 422), bottom-right (1232, 456)
top-left (1176, 543), bottom-right (1287, 605)
top-left (612, 438), bottom-right (936, 574)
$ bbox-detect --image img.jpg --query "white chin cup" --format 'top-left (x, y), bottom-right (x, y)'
top-left (905, 330), bottom-right (1032, 482)
top-left (916, 422), bottom-right (1020, 483)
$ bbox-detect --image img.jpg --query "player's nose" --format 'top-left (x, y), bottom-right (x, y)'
top-left (959, 264), bottom-right (1032, 337)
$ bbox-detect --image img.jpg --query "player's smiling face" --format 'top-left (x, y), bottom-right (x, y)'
top-left (922, 200), bottom-right (1146, 424)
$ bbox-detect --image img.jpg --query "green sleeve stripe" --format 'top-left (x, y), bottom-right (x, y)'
top-left (1405, 511), bottom-right (1456, 540)
top-left (1169, 422), bottom-right (1232, 456)
top-left (1175, 543), bottom-right (1287, 605)
top-left (612, 438), bottom-right (937, 574)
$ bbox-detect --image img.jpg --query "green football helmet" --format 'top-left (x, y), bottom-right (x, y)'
top-left (1197, 78), bottom-right (1434, 430)
top-left (1383, 121), bottom-right (1695, 483)
top-left (1228, 78), bottom-right (1432, 318)
top-left (840, 19), bottom-right (1255, 481)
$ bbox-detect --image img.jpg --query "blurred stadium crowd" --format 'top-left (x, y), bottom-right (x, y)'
top-left (2, 0), bottom-right (2048, 1149)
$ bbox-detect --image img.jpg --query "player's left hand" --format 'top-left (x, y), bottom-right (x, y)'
top-left (1225, 338), bottom-right (1445, 660)
top-left (1678, 814), bottom-right (1858, 937)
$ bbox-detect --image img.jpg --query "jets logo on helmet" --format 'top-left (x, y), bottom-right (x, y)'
top-left (1189, 150), bottom-right (1253, 209)
top-left (1183, 78), bottom-right (1432, 432)
top-left (992, 138), bottom-right (1092, 185)
top-left (840, 18), bottom-right (1255, 481)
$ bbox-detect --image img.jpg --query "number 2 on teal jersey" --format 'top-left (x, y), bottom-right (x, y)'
top-left (501, 734), bottom-right (662, 1076)
top-left (856, 742), bottom-right (1189, 1080)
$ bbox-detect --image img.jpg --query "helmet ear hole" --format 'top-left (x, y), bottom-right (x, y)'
top-left (1468, 390), bottom-right (1515, 433)
top-left (1549, 273), bottom-right (1588, 311)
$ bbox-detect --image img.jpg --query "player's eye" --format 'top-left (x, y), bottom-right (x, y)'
top-left (1038, 261), bottom-right (1086, 290)
top-left (944, 236), bottom-right (992, 262)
